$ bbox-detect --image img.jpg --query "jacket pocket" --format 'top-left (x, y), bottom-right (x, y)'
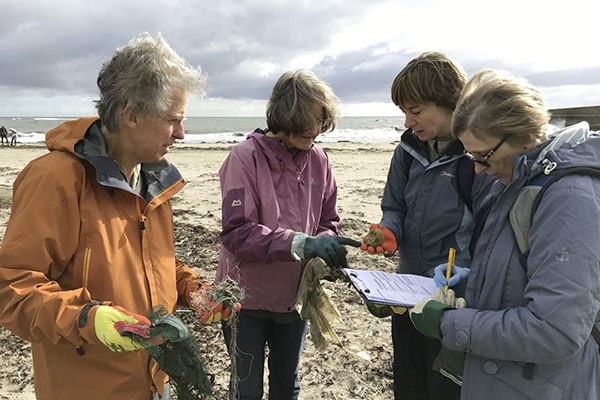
top-left (486, 359), bottom-right (564, 399)
top-left (82, 248), bottom-right (92, 288)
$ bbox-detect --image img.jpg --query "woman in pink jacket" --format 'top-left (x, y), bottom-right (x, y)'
top-left (216, 70), bottom-right (357, 399)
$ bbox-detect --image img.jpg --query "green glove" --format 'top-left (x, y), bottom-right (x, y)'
top-left (146, 312), bottom-right (191, 343)
top-left (411, 287), bottom-right (467, 385)
top-left (93, 305), bottom-right (152, 352)
top-left (366, 303), bottom-right (392, 318)
top-left (437, 347), bottom-right (465, 386)
top-left (409, 286), bottom-right (470, 339)
top-left (366, 303), bottom-right (407, 318)
top-left (409, 297), bottom-right (451, 339)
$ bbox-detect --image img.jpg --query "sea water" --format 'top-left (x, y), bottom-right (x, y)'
top-left (0, 116), bottom-right (406, 144)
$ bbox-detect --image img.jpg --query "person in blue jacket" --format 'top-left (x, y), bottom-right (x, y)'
top-left (412, 69), bottom-right (600, 400)
top-left (360, 52), bottom-right (494, 399)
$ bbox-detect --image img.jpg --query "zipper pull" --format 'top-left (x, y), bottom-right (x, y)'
top-left (139, 215), bottom-right (147, 230)
top-left (542, 159), bottom-right (557, 175)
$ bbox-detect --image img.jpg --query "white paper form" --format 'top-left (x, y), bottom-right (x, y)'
top-left (342, 268), bottom-right (436, 307)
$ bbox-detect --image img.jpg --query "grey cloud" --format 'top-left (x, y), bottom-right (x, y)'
top-left (446, 53), bottom-right (600, 88)
top-left (0, 0), bottom-right (597, 109)
top-left (0, 0), bottom-right (387, 97)
top-left (525, 66), bottom-right (600, 87)
top-left (312, 45), bottom-right (420, 102)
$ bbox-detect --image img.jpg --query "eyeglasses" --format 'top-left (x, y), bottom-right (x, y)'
top-left (463, 135), bottom-right (510, 168)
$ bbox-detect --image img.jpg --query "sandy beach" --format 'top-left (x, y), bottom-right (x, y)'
top-left (0, 141), bottom-right (402, 400)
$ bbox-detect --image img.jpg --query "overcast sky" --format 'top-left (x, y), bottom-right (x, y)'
top-left (1, 0), bottom-right (599, 117)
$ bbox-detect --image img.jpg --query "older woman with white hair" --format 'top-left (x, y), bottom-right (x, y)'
top-left (0, 33), bottom-right (234, 400)
top-left (410, 69), bottom-right (600, 399)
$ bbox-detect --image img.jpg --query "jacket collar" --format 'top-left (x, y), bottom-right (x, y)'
top-left (73, 120), bottom-right (183, 201)
top-left (401, 128), bottom-right (464, 156)
top-left (249, 128), bottom-right (311, 173)
top-left (400, 128), bottom-right (465, 168)
top-left (510, 122), bottom-right (594, 185)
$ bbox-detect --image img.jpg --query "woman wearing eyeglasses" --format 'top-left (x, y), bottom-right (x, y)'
top-left (413, 68), bottom-right (600, 399)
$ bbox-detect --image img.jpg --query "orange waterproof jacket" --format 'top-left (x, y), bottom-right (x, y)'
top-left (0, 117), bottom-right (199, 400)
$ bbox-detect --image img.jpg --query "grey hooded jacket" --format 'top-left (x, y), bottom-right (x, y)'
top-left (441, 122), bottom-right (600, 399)
top-left (381, 129), bottom-right (493, 276)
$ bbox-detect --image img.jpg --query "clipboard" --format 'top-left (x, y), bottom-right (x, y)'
top-left (342, 268), bottom-right (436, 307)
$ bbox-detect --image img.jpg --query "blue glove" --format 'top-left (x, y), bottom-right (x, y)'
top-left (433, 264), bottom-right (470, 288)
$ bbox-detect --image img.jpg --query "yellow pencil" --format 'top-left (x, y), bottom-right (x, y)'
top-left (445, 248), bottom-right (456, 294)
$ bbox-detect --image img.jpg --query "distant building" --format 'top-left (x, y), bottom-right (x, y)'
top-left (549, 106), bottom-right (600, 130)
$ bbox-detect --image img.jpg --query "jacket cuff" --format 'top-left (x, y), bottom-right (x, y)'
top-left (440, 307), bottom-right (477, 351)
top-left (77, 301), bottom-right (111, 345)
top-left (291, 232), bottom-right (308, 261)
top-left (184, 280), bottom-right (201, 306)
top-left (78, 305), bottom-right (101, 345)
top-left (423, 300), bottom-right (453, 340)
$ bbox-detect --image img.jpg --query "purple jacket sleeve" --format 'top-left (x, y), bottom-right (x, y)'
top-left (219, 146), bottom-right (295, 264)
top-left (316, 155), bottom-right (339, 236)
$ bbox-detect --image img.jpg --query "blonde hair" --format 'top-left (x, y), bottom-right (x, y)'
top-left (266, 69), bottom-right (340, 136)
top-left (452, 69), bottom-right (550, 146)
top-left (391, 52), bottom-right (466, 110)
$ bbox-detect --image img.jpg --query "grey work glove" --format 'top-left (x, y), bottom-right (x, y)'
top-left (303, 236), bottom-right (360, 269)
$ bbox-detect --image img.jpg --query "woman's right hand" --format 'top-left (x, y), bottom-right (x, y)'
top-left (433, 264), bottom-right (470, 288)
top-left (360, 223), bottom-right (397, 255)
top-left (303, 235), bottom-right (360, 268)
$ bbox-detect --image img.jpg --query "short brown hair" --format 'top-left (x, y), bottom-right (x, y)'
top-left (391, 52), bottom-right (466, 111)
top-left (266, 70), bottom-right (340, 136)
top-left (452, 69), bottom-right (550, 146)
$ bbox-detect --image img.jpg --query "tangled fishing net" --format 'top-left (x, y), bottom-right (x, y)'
top-left (189, 278), bottom-right (244, 323)
top-left (190, 277), bottom-right (245, 400)
top-left (125, 305), bottom-right (213, 400)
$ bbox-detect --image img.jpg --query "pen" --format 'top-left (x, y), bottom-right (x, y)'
top-left (445, 247), bottom-right (456, 295)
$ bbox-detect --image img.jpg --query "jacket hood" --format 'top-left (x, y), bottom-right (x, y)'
top-left (45, 117), bottom-right (132, 192)
top-left (514, 122), bottom-right (600, 181)
top-left (45, 116), bottom-right (184, 201)
top-left (247, 129), bottom-right (311, 172)
top-left (45, 117), bottom-right (100, 154)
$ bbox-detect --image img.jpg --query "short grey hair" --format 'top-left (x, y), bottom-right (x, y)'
top-left (452, 69), bottom-right (550, 146)
top-left (95, 32), bottom-right (207, 136)
top-left (266, 69), bottom-right (340, 136)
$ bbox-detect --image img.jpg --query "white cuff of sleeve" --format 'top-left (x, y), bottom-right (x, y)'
top-left (291, 232), bottom-right (308, 261)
